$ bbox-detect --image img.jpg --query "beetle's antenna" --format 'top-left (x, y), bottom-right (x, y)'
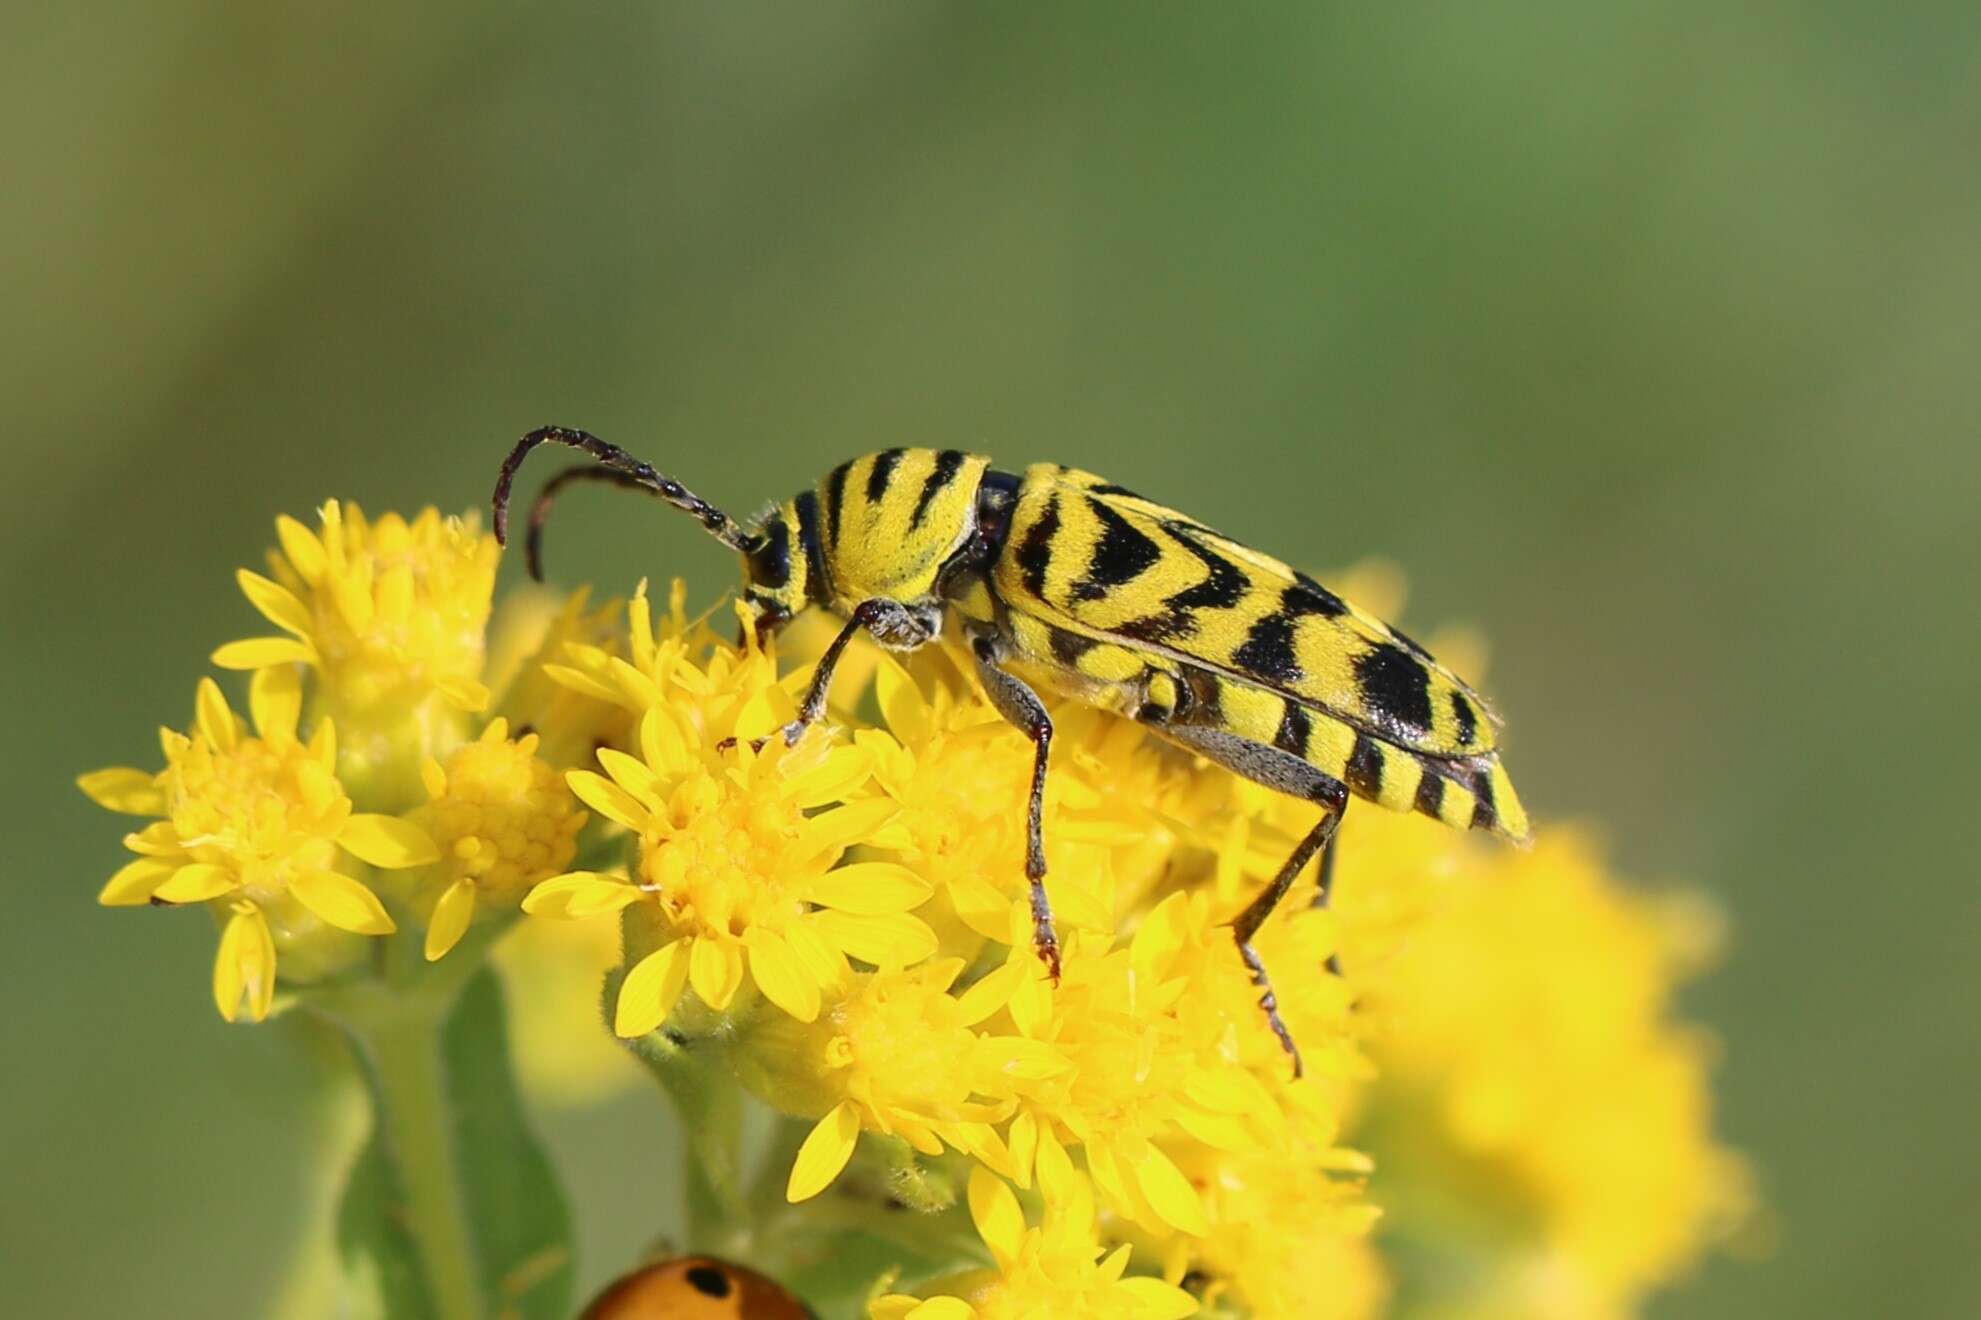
top-left (521, 464), bottom-right (656, 582)
top-left (493, 427), bottom-right (755, 571)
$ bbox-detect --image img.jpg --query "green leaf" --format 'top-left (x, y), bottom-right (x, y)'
top-left (334, 968), bottom-right (574, 1319)
top-left (337, 1128), bottom-right (437, 1318)
top-left (442, 968), bottom-right (575, 1318)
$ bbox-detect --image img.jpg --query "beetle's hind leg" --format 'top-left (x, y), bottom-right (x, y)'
top-left (1151, 721), bottom-right (1351, 1079)
top-left (1308, 831), bottom-right (1343, 977)
top-left (965, 628), bottom-right (1061, 981)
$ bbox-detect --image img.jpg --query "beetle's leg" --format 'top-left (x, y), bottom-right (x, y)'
top-left (966, 631), bottom-right (1060, 981)
top-left (520, 464), bottom-right (654, 582)
top-left (778, 599), bottom-right (923, 746)
top-left (1150, 721), bottom-right (1351, 1078)
top-left (1308, 830), bottom-right (1343, 976)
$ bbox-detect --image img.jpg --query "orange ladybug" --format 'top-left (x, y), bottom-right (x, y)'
top-left (579, 1255), bottom-right (817, 1319)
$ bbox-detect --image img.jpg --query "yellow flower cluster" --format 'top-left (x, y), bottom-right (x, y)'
top-left (84, 500), bottom-right (1747, 1318)
top-left (84, 503), bottom-right (590, 1019)
top-left (1340, 828), bottom-right (1753, 1319)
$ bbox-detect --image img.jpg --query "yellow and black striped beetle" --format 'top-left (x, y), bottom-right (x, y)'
top-left (494, 429), bottom-right (1529, 1074)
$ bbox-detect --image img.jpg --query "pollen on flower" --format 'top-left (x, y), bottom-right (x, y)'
top-left (81, 675), bottom-right (438, 1020)
top-left (405, 718), bottom-right (587, 960)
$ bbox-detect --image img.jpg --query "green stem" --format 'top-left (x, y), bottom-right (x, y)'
top-left (309, 918), bottom-right (514, 1320)
top-left (354, 996), bottom-right (484, 1320)
top-left (630, 1033), bottom-right (750, 1254)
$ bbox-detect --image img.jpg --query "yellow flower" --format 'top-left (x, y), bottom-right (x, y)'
top-left (211, 501), bottom-right (500, 805)
top-left (404, 718), bottom-right (587, 960)
top-left (80, 676), bottom-right (439, 1021)
top-left (853, 652), bottom-right (1122, 947)
top-left (1154, 1135), bottom-right (1385, 1320)
top-left (756, 958), bottom-right (1064, 1203)
top-left (483, 582), bottom-right (630, 771)
top-left (871, 1167), bottom-right (1198, 1320)
top-left (983, 905), bottom-right (1312, 1243)
top-left (522, 589), bottom-right (939, 1033)
top-left (1352, 830), bottom-right (1751, 1316)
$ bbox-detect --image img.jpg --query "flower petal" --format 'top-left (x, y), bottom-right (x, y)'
top-left (249, 664), bottom-right (304, 744)
top-left (236, 569), bottom-right (315, 637)
top-left (97, 857), bottom-right (179, 906)
top-left (615, 939), bottom-right (691, 1037)
top-left (337, 815), bottom-right (441, 868)
top-left (807, 862), bottom-right (931, 916)
top-left (794, 799), bottom-right (900, 863)
top-left (745, 928), bottom-right (821, 1022)
top-left (290, 870), bottom-right (397, 935)
top-left (435, 676), bottom-right (490, 713)
top-left (967, 1165), bottom-right (1025, 1266)
top-left (565, 770), bottom-right (649, 832)
top-left (1117, 1277), bottom-right (1200, 1320)
top-left (689, 937), bottom-right (745, 1012)
top-left (812, 909), bottom-right (938, 968)
top-left (153, 863), bottom-right (238, 904)
top-left (214, 904), bottom-right (276, 1022)
top-left (77, 767), bottom-right (165, 816)
top-left (194, 677), bottom-right (238, 751)
top-left (275, 514), bottom-right (327, 582)
top-left (781, 744), bottom-right (873, 808)
top-left (211, 636), bottom-right (318, 670)
top-left (521, 872), bottom-right (642, 919)
top-left (786, 1101), bottom-right (861, 1202)
top-left (902, 1301), bottom-right (974, 1320)
top-left (1131, 1142), bottom-right (1208, 1237)
top-left (423, 879), bottom-right (476, 960)
top-left (595, 748), bottom-right (663, 804)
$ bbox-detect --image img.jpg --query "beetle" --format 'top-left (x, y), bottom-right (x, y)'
top-left (579, 1255), bottom-right (815, 1319)
top-left (493, 428), bottom-right (1529, 1074)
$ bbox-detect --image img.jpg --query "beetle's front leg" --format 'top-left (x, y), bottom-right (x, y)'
top-left (966, 629), bottom-right (1060, 981)
top-left (779, 599), bottom-right (927, 746)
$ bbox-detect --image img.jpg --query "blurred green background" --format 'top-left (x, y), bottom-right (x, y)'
top-left (5, 4), bottom-right (1976, 1316)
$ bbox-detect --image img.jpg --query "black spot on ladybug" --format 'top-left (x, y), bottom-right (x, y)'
top-left (685, 1264), bottom-right (732, 1298)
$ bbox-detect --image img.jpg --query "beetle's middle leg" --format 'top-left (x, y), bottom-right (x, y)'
top-left (1147, 719), bottom-right (1350, 1079)
top-left (965, 628), bottom-right (1060, 981)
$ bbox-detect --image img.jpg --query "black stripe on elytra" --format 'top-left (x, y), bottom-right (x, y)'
top-left (911, 449), bottom-right (967, 529)
top-left (1072, 497), bottom-right (1163, 601)
top-left (1469, 765), bottom-right (1499, 834)
top-left (1016, 495), bottom-right (1061, 598)
top-left (1451, 691), bottom-right (1479, 747)
top-left (1274, 700), bottom-right (1312, 757)
top-left (1231, 612), bottom-right (1302, 685)
top-left (1163, 523), bottom-right (1248, 611)
top-left (792, 491), bottom-right (828, 599)
top-left (1049, 628), bottom-right (1097, 667)
top-left (823, 462), bottom-right (851, 548)
top-left (1087, 481), bottom-right (1145, 500)
top-left (1388, 622), bottom-right (1435, 660)
top-left (1354, 642), bottom-right (1436, 738)
top-left (864, 448), bottom-right (904, 504)
top-left (1345, 734), bottom-right (1385, 799)
top-left (1113, 612), bottom-right (1186, 644)
top-left (1414, 767), bottom-right (1447, 818)
top-left (1289, 570), bottom-right (1350, 618)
